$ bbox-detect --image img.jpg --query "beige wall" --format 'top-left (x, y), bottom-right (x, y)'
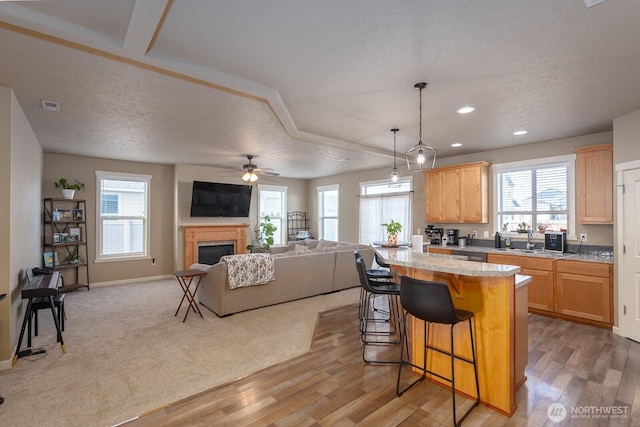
top-left (43, 153), bottom-right (175, 284)
top-left (613, 109), bottom-right (640, 165)
top-left (0, 88), bottom-right (43, 366)
top-left (308, 131), bottom-right (615, 246)
top-left (175, 163), bottom-right (308, 269)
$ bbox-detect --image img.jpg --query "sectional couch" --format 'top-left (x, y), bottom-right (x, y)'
top-left (194, 239), bottom-right (373, 317)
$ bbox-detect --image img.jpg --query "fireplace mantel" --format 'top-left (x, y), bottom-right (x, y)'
top-left (183, 224), bottom-right (249, 268)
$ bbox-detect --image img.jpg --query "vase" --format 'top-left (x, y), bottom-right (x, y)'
top-left (387, 233), bottom-right (398, 246)
top-left (61, 189), bottom-right (75, 199)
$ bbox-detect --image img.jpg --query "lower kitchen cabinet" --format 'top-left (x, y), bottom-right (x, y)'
top-left (487, 254), bottom-right (555, 313)
top-left (555, 260), bottom-right (612, 326)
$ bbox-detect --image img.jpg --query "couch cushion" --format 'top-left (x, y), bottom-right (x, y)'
top-left (303, 239), bottom-right (320, 249)
top-left (295, 244), bottom-right (311, 255)
top-left (316, 239), bottom-right (337, 249)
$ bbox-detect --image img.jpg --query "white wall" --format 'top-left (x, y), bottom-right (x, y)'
top-left (0, 88), bottom-right (43, 367)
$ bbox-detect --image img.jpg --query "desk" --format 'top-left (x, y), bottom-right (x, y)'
top-left (174, 269), bottom-right (207, 322)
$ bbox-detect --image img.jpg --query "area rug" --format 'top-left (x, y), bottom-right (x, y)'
top-left (0, 279), bottom-right (360, 427)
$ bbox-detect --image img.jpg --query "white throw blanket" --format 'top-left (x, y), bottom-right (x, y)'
top-left (221, 253), bottom-right (276, 289)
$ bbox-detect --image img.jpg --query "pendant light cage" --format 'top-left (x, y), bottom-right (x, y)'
top-left (406, 82), bottom-right (437, 172)
top-left (387, 128), bottom-right (403, 187)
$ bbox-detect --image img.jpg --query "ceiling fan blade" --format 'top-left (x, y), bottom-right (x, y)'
top-left (256, 170), bottom-right (280, 177)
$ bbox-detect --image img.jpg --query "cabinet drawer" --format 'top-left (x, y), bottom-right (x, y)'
top-left (487, 253), bottom-right (554, 271)
top-left (556, 260), bottom-right (610, 277)
top-left (427, 247), bottom-right (451, 255)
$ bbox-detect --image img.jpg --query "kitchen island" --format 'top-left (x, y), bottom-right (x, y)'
top-left (374, 247), bottom-right (529, 416)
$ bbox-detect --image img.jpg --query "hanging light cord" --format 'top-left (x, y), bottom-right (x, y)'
top-left (418, 86), bottom-right (423, 144)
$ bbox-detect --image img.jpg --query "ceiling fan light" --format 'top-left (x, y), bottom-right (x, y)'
top-left (242, 171), bottom-right (252, 182)
top-left (249, 172), bottom-right (258, 182)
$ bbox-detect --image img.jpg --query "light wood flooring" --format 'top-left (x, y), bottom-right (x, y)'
top-left (128, 303), bottom-right (640, 426)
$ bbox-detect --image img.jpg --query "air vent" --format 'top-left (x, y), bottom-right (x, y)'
top-left (584, 0), bottom-right (605, 8)
top-left (41, 99), bottom-right (60, 112)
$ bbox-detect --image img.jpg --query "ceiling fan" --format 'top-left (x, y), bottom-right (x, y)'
top-left (241, 155), bottom-right (279, 182)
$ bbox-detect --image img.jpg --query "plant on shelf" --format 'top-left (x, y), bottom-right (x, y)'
top-left (54, 178), bottom-right (85, 199)
top-left (254, 215), bottom-right (278, 252)
top-left (62, 246), bottom-right (84, 265)
top-left (381, 219), bottom-right (403, 246)
top-left (516, 221), bottom-right (530, 233)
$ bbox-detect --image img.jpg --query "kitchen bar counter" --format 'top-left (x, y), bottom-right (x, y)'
top-left (374, 247), bottom-right (528, 416)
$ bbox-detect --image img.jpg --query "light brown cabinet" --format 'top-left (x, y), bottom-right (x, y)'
top-left (424, 161), bottom-right (489, 223)
top-left (575, 143), bottom-right (613, 224)
top-left (555, 260), bottom-right (612, 325)
top-left (487, 254), bottom-right (554, 312)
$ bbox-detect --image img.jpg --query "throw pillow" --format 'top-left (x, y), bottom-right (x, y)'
top-left (295, 244), bottom-right (311, 255)
top-left (303, 239), bottom-right (320, 249)
top-left (316, 239), bottom-right (337, 249)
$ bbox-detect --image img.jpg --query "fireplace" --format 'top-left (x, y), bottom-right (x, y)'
top-left (198, 242), bottom-right (235, 265)
top-left (183, 224), bottom-right (249, 268)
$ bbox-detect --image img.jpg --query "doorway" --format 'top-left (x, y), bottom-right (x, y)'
top-left (616, 161), bottom-right (640, 343)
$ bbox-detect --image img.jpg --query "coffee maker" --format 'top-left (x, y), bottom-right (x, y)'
top-left (425, 225), bottom-right (443, 245)
top-left (446, 229), bottom-right (459, 246)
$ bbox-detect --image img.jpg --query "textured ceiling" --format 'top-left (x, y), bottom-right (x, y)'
top-left (1, 0), bottom-right (639, 179)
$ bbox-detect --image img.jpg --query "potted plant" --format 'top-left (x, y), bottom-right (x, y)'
top-left (253, 215), bottom-right (278, 252)
top-left (381, 219), bottom-right (402, 246)
top-left (54, 178), bottom-right (85, 199)
top-left (62, 246), bottom-right (84, 265)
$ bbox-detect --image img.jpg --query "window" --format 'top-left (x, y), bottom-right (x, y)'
top-left (96, 171), bottom-right (150, 261)
top-left (318, 185), bottom-right (339, 241)
top-left (493, 155), bottom-right (575, 237)
top-left (359, 178), bottom-right (412, 244)
top-left (258, 185), bottom-right (287, 245)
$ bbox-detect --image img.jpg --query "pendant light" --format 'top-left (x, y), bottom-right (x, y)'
top-left (387, 128), bottom-right (403, 187)
top-left (406, 82), bottom-right (437, 171)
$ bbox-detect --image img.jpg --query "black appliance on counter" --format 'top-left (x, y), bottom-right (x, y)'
top-left (446, 229), bottom-right (459, 246)
top-left (425, 225), bottom-right (443, 244)
top-left (544, 230), bottom-right (566, 252)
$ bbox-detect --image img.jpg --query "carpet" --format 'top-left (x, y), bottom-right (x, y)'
top-left (0, 279), bottom-right (360, 427)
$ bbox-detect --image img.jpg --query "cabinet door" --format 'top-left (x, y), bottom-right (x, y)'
top-left (460, 163), bottom-right (488, 223)
top-left (575, 143), bottom-right (613, 224)
top-left (487, 253), bottom-right (554, 312)
top-left (425, 170), bottom-right (444, 221)
top-left (555, 273), bottom-right (611, 323)
top-left (521, 267), bottom-right (554, 312)
top-left (442, 168), bottom-right (461, 221)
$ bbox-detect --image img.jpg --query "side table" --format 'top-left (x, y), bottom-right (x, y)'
top-left (174, 269), bottom-right (207, 322)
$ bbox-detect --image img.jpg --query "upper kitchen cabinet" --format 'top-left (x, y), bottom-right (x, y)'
top-left (575, 143), bottom-right (613, 224)
top-left (425, 161), bottom-right (490, 223)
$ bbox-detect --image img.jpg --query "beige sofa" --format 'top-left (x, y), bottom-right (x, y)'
top-left (194, 239), bottom-right (373, 317)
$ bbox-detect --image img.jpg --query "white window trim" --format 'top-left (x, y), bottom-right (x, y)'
top-left (317, 184), bottom-right (339, 240)
top-left (257, 184), bottom-right (288, 245)
top-left (95, 171), bottom-right (151, 262)
top-left (359, 176), bottom-right (413, 196)
top-left (492, 154), bottom-right (577, 240)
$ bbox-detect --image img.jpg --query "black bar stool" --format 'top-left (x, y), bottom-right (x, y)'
top-left (396, 276), bottom-right (480, 426)
top-left (354, 254), bottom-right (403, 364)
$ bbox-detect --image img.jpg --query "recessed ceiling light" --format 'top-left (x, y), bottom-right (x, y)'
top-left (457, 106), bottom-right (475, 114)
top-left (451, 143), bottom-right (463, 148)
top-left (41, 99), bottom-right (60, 112)
top-left (513, 130), bottom-right (528, 136)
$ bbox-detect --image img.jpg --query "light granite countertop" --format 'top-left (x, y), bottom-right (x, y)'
top-left (374, 247), bottom-right (520, 277)
top-left (425, 244), bottom-right (614, 264)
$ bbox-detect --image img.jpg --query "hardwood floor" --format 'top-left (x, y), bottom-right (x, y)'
top-left (128, 303), bottom-right (639, 426)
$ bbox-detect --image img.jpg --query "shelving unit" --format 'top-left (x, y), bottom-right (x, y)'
top-left (43, 198), bottom-right (90, 292)
top-left (287, 211), bottom-right (310, 240)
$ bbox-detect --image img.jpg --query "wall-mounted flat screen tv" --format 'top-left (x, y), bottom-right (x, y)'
top-left (190, 181), bottom-right (252, 217)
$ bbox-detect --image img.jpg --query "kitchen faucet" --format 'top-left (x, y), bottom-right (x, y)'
top-left (526, 229), bottom-right (535, 250)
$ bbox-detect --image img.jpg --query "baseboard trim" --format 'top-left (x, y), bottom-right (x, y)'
top-left (612, 326), bottom-right (621, 336)
top-left (90, 274), bottom-right (174, 288)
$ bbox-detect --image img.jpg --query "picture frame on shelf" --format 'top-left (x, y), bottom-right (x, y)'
top-left (43, 252), bottom-right (59, 267)
top-left (53, 210), bottom-right (61, 221)
top-left (68, 227), bottom-right (81, 242)
top-left (58, 209), bottom-right (72, 220)
top-left (72, 209), bottom-right (84, 221)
